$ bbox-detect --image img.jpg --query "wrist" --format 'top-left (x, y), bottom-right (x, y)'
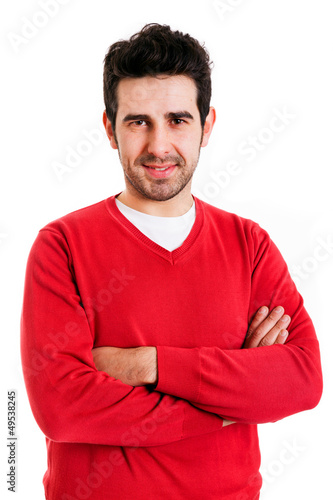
top-left (136, 346), bottom-right (158, 385)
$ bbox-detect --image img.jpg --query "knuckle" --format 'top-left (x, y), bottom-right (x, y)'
top-left (268, 312), bottom-right (278, 322)
top-left (252, 327), bottom-right (264, 340)
top-left (246, 327), bottom-right (254, 338)
top-left (259, 336), bottom-right (272, 347)
top-left (276, 318), bottom-right (290, 331)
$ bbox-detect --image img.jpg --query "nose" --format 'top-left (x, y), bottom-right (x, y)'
top-left (146, 125), bottom-right (172, 158)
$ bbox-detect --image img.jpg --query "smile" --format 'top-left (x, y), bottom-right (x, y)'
top-left (144, 164), bottom-right (176, 169)
top-left (147, 166), bottom-right (169, 171)
top-left (142, 164), bottom-right (177, 178)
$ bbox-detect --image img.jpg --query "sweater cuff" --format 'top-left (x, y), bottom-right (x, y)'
top-left (155, 346), bottom-right (201, 402)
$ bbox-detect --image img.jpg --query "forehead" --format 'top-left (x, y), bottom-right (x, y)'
top-left (116, 75), bottom-right (198, 114)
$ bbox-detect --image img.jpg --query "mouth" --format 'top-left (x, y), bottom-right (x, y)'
top-left (142, 164), bottom-right (177, 178)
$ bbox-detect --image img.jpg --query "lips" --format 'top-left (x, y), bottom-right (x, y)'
top-left (142, 164), bottom-right (177, 178)
top-left (144, 164), bottom-right (176, 170)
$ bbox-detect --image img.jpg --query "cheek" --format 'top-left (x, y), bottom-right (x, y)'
top-left (119, 134), bottom-right (144, 159)
top-left (177, 133), bottom-right (201, 157)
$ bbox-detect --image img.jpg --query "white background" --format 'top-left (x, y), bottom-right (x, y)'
top-left (1, 0), bottom-right (332, 498)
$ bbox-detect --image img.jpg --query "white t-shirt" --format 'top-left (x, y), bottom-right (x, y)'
top-left (115, 197), bottom-right (196, 252)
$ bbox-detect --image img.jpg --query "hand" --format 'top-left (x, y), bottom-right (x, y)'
top-left (243, 306), bottom-right (291, 349)
top-left (92, 346), bottom-right (158, 386)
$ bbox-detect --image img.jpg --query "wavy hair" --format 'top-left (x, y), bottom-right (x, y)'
top-left (103, 23), bottom-right (213, 133)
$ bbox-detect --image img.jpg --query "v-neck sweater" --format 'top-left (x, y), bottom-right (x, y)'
top-left (21, 194), bottom-right (322, 500)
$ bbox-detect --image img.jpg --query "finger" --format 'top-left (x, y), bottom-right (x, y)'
top-left (274, 329), bottom-right (289, 345)
top-left (258, 316), bottom-right (291, 347)
top-left (245, 307), bottom-right (285, 348)
top-left (223, 420), bottom-right (236, 427)
top-left (246, 306), bottom-right (270, 339)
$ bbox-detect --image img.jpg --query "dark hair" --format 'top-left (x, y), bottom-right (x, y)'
top-left (103, 23), bottom-right (213, 134)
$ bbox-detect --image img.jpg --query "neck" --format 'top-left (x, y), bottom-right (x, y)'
top-left (116, 188), bottom-right (194, 217)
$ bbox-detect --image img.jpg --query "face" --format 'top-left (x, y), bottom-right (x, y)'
top-left (103, 75), bottom-right (215, 203)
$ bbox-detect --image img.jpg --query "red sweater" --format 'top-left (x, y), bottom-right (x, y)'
top-left (21, 194), bottom-right (322, 500)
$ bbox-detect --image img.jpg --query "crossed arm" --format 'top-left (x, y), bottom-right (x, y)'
top-left (92, 306), bottom-right (291, 387)
top-left (19, 225), bottom-right (324, 455)
top-left (21, 226), bottom-right (322, 444)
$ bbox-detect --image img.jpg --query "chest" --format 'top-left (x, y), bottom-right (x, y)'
top-left (74, 238), bottom-right (252, 350)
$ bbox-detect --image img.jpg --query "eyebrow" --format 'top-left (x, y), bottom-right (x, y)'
top-left (122, 111), bottom-right (194, 123)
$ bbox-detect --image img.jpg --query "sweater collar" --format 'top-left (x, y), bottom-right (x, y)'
top-left (105, 193), bottom-right (205, 265)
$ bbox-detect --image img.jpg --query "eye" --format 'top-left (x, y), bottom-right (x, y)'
top-left (171, 119), bottom-right (185, 125)
top-left (131, 120), bottom-right (147, 126)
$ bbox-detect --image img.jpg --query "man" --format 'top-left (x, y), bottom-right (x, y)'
top-left (21, 23), bottom-right (322, 500)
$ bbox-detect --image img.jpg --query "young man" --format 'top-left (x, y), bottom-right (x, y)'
top-left (21, 24), bottom-right (322, 499)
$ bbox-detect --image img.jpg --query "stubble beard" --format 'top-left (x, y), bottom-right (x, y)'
top-left (117, 139), bottom-right (203, 202)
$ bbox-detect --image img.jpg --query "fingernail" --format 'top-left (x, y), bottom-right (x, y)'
top-left (280, 330), bottom-right (288, 337)
top-left (275, 306), bottom-right (283, 313)
top-left (259, 307), bottom-right (268, 314)
top-left (281, 315), bottom-right (290, 323)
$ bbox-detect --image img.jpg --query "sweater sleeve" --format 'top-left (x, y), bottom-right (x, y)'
top-left (20, 229), bottom-right (223, 447)
top-left (155, 224), bottom-right (323, 424)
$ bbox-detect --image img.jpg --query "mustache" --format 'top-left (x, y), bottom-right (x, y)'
top-left (134, 154), bottom-right (185, 167)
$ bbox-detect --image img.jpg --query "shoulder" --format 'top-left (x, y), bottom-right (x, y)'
top-left (39, 197), bottom-right (113, 237)
top-left (27, 197), bottom-right (117, 265)
top-left (28, 197), bottom-right (117, 259)
top-left (195, 197), bottom-right (285, 273)
top-left (194, 196), bottom-right (274, 265)
top-left (195, 196), bottom-right (268, 239)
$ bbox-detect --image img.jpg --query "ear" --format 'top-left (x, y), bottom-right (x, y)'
top-left (103, 110), bottom-right (118, 150)
top-left (201, 107), bottom-right (216, 148)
